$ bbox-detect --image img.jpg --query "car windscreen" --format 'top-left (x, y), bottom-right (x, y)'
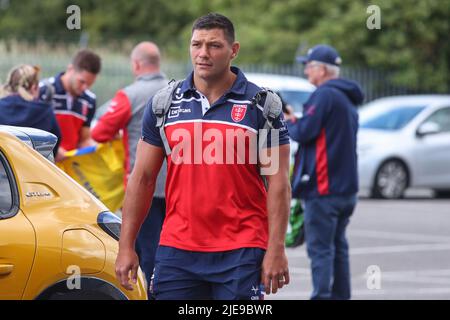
top-left (359, 105), bottom-right (426, 130)
top-left (278, 90), bottom-right (311, 114)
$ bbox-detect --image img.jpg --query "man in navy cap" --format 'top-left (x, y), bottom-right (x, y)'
top-left (284, 44), bottom-right (364, 299)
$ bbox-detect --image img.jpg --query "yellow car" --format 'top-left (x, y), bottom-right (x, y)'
top-left (0, 126), bottom-right (147, 300)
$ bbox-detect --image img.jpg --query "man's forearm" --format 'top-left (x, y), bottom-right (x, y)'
top-left (266, 180), bottom-right (291, 250)
top-left (119, 173), bottom-right (156, 250)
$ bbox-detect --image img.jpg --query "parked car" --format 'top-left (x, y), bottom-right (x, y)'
top-left (0, 125), bottom-right (147, 300)
top-left (357, 95), bottom-right (450, 199)
top-left (246, 73), bottom-right (315, 115)
top-left (246, 73), bottom-right (315, 160)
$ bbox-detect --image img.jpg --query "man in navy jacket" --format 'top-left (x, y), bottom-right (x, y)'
top-left (285, 45), bottom-right (364, 299)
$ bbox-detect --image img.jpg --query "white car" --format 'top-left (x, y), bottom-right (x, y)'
top-left (358, 95), bottom-right (450, 199)
top-left (246, 73), bottom-right (315, 115)
top-left (246, 73), bottom-right (315, 160)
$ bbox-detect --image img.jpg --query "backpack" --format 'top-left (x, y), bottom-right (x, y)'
top-left (40, 79), bottom-right (56, 103)
top-left (151, 79), bottom-right (283, 156)
top-left (285, 199), bottom-right (305, 247)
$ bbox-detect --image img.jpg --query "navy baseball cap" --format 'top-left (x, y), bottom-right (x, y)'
top-left (297, 44), bottom-right (342, 66)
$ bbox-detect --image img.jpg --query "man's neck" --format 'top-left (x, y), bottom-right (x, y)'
top-left (194, 70), bottom-right (236, 105)
top-left (135, 67), bottom-right (160, 78)
top-left (317, 75), bottom-right (338, 86)
top-left (60, 72), bottom-right (73, 96)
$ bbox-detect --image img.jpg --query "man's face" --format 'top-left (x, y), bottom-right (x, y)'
top-left (66, 67), bottom-right (97, 96)
top-left (190, 28), bottom-right (239, 82)
top-left (304, 61), bottom-right (326, 86)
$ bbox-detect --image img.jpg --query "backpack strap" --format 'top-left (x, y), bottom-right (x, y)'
top-left (40, 79), bottom-right (55, 103)
top-left (152, 79), bottom-right (182, 155)
top-left (251, 88), bottom-right (283, 188)
top-left (252, 87), bottom-right (283, 148)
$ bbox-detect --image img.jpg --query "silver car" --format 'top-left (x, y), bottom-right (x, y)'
top-left (358, 95), bottom-right (450, 199)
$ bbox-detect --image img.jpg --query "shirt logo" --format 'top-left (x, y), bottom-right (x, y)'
top-left (306, 105), bottom-right (316, 116)
top-left (168, 106), bottom-right (191, 119)
top-left (81, 102), bottom-right (89, 116)
top-left (231, 104), bottom-right (247, 122)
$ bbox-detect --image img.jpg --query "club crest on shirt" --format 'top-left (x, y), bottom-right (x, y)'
top-left (231, 104), bottom-right (247, 122)
top-left (81, 102), bottom-right (89, 116)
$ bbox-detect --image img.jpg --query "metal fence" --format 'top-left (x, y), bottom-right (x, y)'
top-left (0, 46), bottom-right (429, 109)
top-left (240, 63), bottom-right (426, 103)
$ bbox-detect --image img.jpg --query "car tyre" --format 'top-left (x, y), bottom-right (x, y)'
top-left (372, 159), bottom-right (409, 199)
top-left (434, 190), bottom-right (450, 199)
top-left (47, 291), bottom-right (113, 300)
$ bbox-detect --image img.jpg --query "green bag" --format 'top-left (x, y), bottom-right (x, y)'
top-left (285, 199), bottom-right (305, 247)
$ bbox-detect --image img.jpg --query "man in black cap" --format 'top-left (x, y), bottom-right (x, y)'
top-left (284, 44), bottom-right (364, 300)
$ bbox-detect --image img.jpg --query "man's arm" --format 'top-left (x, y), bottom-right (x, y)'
top-left (115, 139), bottom-right (164, 290)
top-left (286, 90), bottom-right (331, 144)
top-left (260, 144), bottom-right (291, 295)
top-left (78, 126), bottom-right (95, 148)
top-left (91, 91), bottom-right (132, 143)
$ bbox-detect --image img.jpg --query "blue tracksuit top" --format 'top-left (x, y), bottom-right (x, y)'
top-left (287, 78), bottom-right (364, 199)
top-left (0, 94), bottom-right (61, 154)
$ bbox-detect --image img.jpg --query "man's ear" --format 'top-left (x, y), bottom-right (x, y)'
top-left (66, 64), bottom-right (75, 75)
top-left (231, 42), bottom-right (240, 59)
top-left (132, 59), bottom-right (140, 72)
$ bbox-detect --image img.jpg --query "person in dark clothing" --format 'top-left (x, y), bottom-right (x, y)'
top-left (0, 65), bottom-right (61, 155)
top-left (284, 45), bottom-right (364, 300)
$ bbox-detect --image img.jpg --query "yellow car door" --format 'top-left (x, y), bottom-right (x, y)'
top-left (0, 151), bottom-right (36, 300)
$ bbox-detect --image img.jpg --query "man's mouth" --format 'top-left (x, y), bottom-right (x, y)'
top-left (197, 62), bottom-right (212, 68)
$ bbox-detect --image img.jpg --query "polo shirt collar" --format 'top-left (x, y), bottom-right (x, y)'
top-left (179, 66), bottom-right (248, 96)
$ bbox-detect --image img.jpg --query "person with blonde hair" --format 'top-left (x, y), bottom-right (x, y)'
top-left (0, 64), bottom-right (61, 154)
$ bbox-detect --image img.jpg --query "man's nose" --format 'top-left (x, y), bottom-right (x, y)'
top-left (198, 45), bottom-right (209, 57)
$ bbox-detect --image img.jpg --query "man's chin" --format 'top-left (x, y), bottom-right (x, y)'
top-left (195, 70), bottom-right (214, 81)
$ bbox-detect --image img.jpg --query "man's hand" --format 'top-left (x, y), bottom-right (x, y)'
top-left (55, 147), bottom-right (67, 162)
top-left (283, 104), bottom-right (297, 122)
top-left (261, 248), bottom-right (290, 295)
top-left (261, 144), bottom-right (291, 295)
top-left (115, 248), bottom-right (140, 291)
top-left (114, 141), bottom-right (165, 291)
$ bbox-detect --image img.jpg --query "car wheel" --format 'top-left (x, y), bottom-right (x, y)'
top-left (47, 291), bottom-right (113, 300)
top-left (373, 160), bottom-right (408, 199)
top-left (434, 190), bottom-right (450, 198)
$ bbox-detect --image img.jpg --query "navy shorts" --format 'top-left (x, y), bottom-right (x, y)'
top-left (151, 246), bottom-right (265, 300)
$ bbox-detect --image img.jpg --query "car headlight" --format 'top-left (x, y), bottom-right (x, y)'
top-left (97, 211), bottom-right (121, 241)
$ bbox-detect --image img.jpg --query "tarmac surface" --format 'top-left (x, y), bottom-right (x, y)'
top-left (268, 191), bottom-right (450, 300)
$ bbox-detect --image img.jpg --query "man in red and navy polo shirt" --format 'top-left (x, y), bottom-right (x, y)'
top-left (39, 49), bottom-right (101, 161)
top-left (116, 13), bottom-right (291, 300)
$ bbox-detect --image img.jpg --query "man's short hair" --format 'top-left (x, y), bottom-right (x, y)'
top-left (192, 13), bottom-right (235, 44)
top-left (72, 49), bottom-right (102, 74)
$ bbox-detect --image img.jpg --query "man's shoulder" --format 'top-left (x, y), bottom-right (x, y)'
top-left (243, 79), bottom-right (261, 98)
top-left (315, 84), bottom-right (335, 95)
top-left (39, 76), bottom-right (56, 86)
top-left (38, 76), bottom-right (57, 97)
top-left (124, 76), bottom-right (168, 97)
top-left (305, 85), bottom-right (336, 105)
top-left (82, 89), bottom-right (96, 102)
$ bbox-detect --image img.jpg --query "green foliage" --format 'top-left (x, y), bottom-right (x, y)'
top-left (0, 0), bottom-right (448, 92)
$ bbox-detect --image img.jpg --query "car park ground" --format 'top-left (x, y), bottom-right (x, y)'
top-left (268, 190), bottom-right (450, 300)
